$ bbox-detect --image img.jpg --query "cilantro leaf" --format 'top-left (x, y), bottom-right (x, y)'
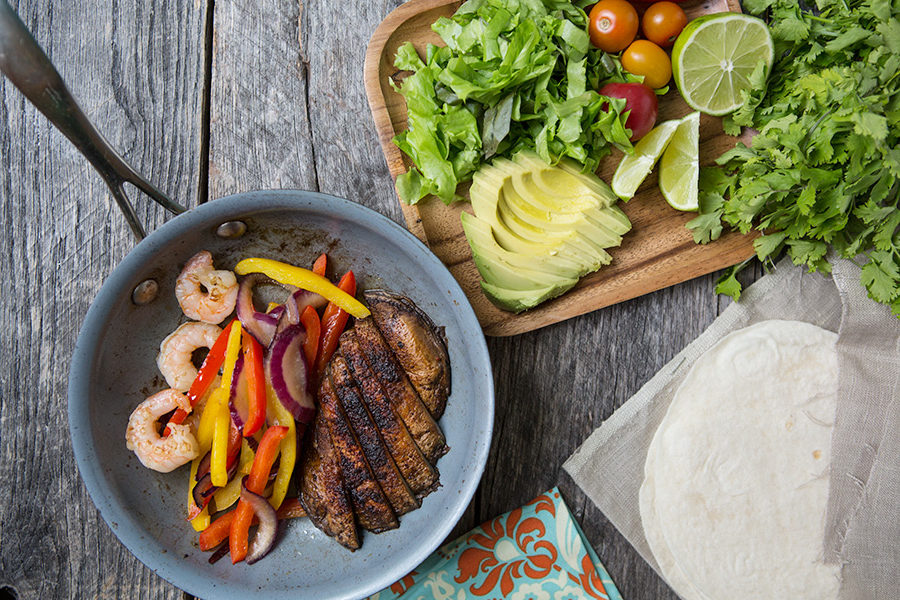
top-left (697, 0), bottom-right (900, 316)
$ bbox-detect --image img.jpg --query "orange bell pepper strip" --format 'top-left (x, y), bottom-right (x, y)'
top-left (300, 305), bottom-right (321, 369)
top-left (241, 334), bottom-right (266, 437)
top-left (200, 509), bottom-right (237, 551)
top-left (315, 270), bottom-right (356, 377)
top-left (200, 496), bottom-right (307, 552)
top-left (312, 253), bottom-right (327, 276)
top-left (229, 425), bottom-right (288, 563)
top-left (164, 319), bottom-right (235, 436)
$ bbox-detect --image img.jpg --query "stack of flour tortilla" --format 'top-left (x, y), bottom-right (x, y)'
top-left (639, 320), bottom-right (842, 599)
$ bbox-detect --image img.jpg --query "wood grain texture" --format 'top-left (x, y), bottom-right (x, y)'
top-left (364, 0), bottom-right (756, 336)
top-left (0, 0), bottom-right (767, 598)
top-left (0, 0), bottom-right (207, 598)
top-left (208, 0), bottom-right (318, 198)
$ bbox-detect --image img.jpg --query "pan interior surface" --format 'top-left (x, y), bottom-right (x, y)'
top-left (68, 191), bottom-right (494, 600)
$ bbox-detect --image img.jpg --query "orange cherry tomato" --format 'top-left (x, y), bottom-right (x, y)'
top-left (642, 1), bottom-right (688, 48)
top-left (589, 0), bottom-right (640, 53)
top-left (621, 40), bottom-right (672, 89)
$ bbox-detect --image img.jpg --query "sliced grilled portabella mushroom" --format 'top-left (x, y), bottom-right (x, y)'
top-left (298, 413), bottom-right (360, 551)
top-left (365, 290), bottom-right (451, 420)
top-left (330, 354), bottom-right (419, 516)
top-left (340, 329), bottom-right (440, 499)
top-left (318, 371), bottom-right (398, 533)
top-left (353, 317), bottom-right (448, 463)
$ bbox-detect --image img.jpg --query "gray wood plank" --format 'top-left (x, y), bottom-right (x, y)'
top-left (0, 0), bottom-right (207, 598)
top-left (303, 0), bottom-right (405, 220)
top-left (208, 0), bottom-right (318, 198)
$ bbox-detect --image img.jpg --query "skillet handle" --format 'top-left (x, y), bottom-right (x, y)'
top-left (0, 0), bottom-right (186, 240)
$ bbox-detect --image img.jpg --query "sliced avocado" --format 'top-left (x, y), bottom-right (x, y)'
top-left (481, 280), bottom-right (575, 314)
top-left (462, 152), bottom-right (633, 313)
top-left (470, 179), bottom-right (596, 265)
top-left (584, 204), bottom-right (632, 238)
top-left (460, 214), bottom-right (576, 291)
top-left (509, 152), bottom-right (619, 206)
top-left (500, 181), bottom-right (620, 255)
top-left (460, 212), bottom-right (585, 278)
top-left (478, 168), bottom-right (630, 241)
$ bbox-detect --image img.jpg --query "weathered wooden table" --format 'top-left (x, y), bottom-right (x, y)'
top-left (0, 1), bottom-right (758, 598)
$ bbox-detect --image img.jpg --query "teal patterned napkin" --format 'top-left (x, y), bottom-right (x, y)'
top-left (370, 487), bottom-right (623, 600)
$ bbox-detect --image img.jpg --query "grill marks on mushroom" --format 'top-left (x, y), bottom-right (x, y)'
top-left (364, 290), bottom-right (451, 420)
top-left (298, 291), bottom-right (451, 551)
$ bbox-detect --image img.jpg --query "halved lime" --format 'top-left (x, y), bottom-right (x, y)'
top-left (671, 13), bottom-right (773, 116)
top-left (611, 119), bottom-right (681, 200)
top-left (659, 111), bottom-right (699, 211)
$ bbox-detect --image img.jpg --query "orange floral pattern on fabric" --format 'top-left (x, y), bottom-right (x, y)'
top-left (367, 488), bottom-right (623, 600)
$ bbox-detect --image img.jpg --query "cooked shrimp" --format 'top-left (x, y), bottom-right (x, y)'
top-left (175, 250), bottom-right (238, 324)
top-left (157, 321), bottom-right (222, 391)
top-left (125, 389), bottom-right (199, 473)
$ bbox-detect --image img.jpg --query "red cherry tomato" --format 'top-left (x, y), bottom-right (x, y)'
top-left (599, 82), bottom-right (658, 141)
top-left (642, 2), bottom-right (688, 48)
top-left (622, 40), bottom-right (672, 89)
top-left (589, 0), bottom-right (640, 53)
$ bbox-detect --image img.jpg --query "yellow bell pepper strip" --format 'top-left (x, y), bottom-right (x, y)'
top-left (266, 384), bottom-right (297, 510)
top-left (241, 333), bottom-right (266, 437)
top-left (196, 387), bottom-right (225, 450)
top-left (164, 319), bottom-right (235, 436)
top-left (229, 425), bottom-right (289, 563)
top-left (212, 439), bottom-right (256, 512)
top-left (234, 257), bottom-right (370, 318)
top-left (211, 322), bottom-right (243, 486)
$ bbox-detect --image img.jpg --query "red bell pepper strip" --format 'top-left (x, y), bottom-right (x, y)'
top-left (315, 270), bottom-right (356, 377)
top-left (300, 305), bottom-right (321, 369)
top-left (312, 253), bottom-right (327, 276)
top-left (199, 496), bottom-right (307, 552)
top-left (229, 425), bottom-right (288, 563)
top-left (241, 334), bottom-right (266, 437)
top-left (165, 319), bottom-right (235, 436)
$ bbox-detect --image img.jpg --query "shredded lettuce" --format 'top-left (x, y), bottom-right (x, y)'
top-left (392, 0), bottom-right (633, 204)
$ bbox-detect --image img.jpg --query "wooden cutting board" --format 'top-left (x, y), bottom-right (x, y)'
top-left (364, 0), bottom-right (756, 337)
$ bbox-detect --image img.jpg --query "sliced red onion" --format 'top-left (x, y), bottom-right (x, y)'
top-left (275, 290), bottom-right (327, 338)
top-left (195, 450), bottom-right (212, 481)
top-left (267, 304), bottom-right (286, 321)
top-left (208, 541), bottom-right (230, 564)
top-left (284, 292), bottom-right (300, 325)
top-left (240, 481), bottom-right (279, 564)
top-left (291, 288), bottom-right (327, 313)
top-left (192, 459), bottom-right (239, 508)
top-left (236, 274), bottom-right (282, 347)
top-left (228, 355), bottom-right (247, 430)
top-left (265, 323), bottom-right (316, 423)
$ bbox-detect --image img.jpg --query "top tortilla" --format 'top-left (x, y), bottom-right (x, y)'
top-left (640, 320), bottom-right (841, 600)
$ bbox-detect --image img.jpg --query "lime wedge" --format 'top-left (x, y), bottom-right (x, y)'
top-left (659, 111), bottom-right (699, 211)
top-left (611, 119), bottom-right (681, 200)
top-left (671, 13), bottom-right (773, 116)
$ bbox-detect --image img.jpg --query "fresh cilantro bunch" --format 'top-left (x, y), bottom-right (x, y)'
top-left (688, 0), bottom-right (900, 314)
top-left (391, 0), bottom-right (633, 205)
